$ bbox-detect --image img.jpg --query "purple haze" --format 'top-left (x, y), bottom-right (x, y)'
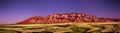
top-left (0, 0), bottom-right (120, 24)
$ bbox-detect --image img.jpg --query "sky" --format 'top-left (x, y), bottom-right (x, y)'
top-left (0, 0), bottom-right (120, 24)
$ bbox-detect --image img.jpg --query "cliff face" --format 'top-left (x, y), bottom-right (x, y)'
top-left (17, 13), bottom-right (120, 24)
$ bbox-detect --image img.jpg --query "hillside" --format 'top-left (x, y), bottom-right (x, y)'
top-left (17, 13), bottom-right (120, 24)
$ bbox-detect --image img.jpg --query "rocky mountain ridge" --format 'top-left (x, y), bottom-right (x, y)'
top-left (17, 13), bottom-right (120, 24)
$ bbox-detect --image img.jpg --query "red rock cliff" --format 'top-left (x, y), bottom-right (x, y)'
top-left (17, 13), bottom-right (120, 24)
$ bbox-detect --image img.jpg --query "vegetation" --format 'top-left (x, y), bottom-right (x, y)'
top-left (22, 27), bottom-right (40, 30)
top-left (0, 29), bottom-right (20, 33)
top-left (112, 24), bottom-right (120, 32)
top-left (54, 24), bottom-right (71, 27)
top-left (0, 22), bottom-right (120, 33)
top-left (70, 25), bottom-right (90, 33)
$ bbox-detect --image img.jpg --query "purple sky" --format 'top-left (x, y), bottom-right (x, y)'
top-left (0, 0), bottom-right (120, 24)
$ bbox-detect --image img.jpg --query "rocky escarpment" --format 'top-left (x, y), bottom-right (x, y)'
top-left (17, 13), bottom-right (120, 24)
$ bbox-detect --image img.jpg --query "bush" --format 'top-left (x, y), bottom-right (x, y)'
top-left (54, 25), bottom-right (71, 27)
top-left (0, 30), bottom-right (19, 33)
top-left (71, 26), bottom-right (90, 33)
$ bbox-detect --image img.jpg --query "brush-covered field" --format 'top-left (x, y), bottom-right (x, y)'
top-left (0, 22), bottom-right (120, 33)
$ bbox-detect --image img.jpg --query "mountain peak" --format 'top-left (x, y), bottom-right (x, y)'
top-left (17, 13), bottom-right (120, 24)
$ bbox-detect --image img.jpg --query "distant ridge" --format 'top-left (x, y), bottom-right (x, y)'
top-left (17, 13), bottom-right (120, 24)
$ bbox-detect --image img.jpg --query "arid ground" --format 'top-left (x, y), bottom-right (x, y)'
top-left (0, 22), bottom-right (120, 33)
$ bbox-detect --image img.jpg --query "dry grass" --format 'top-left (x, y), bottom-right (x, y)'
top-left (0, 22), bottom-right (120, 33)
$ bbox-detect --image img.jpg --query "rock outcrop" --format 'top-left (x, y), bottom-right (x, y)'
top-left (17, 13), bottom-right (120, 24)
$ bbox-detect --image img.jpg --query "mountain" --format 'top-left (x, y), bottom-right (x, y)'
top-left (17, 13), bottom-right (120, 24)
